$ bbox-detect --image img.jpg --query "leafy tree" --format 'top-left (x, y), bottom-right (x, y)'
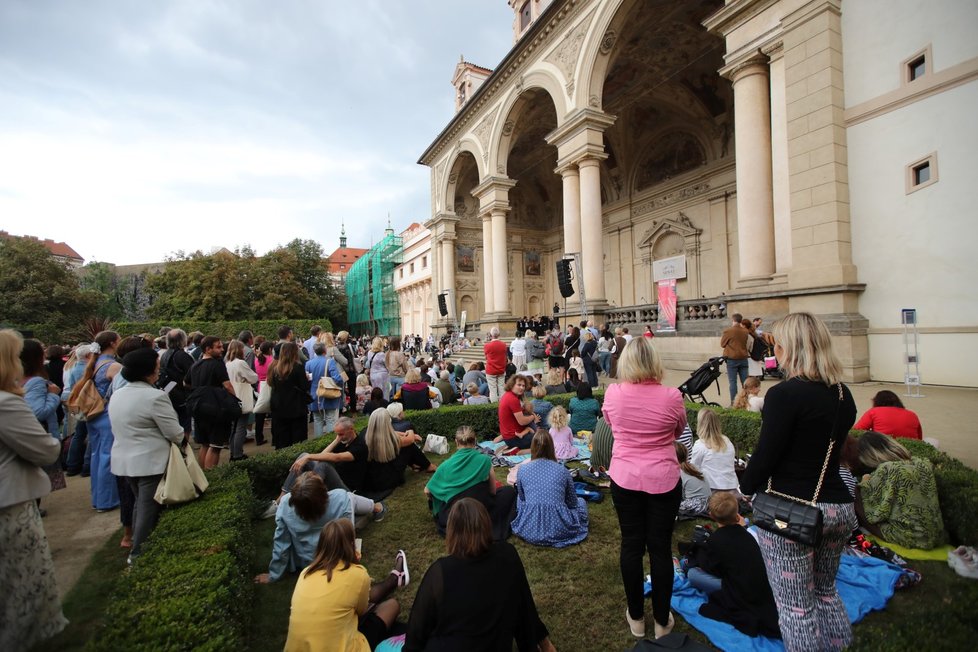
top-left (79, 261), bottom-right (125, 320)
top-left (0, 237), bottom-right (100, 334)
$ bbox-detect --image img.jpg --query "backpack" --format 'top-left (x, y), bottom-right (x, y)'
top-left (155, 350), bottom-right (174, 390)
top-left (188, 386), bottom-right (242, 422)
top-left (66, 360), bottom-right (112, 420)
top-left (317, 360), bottom-right (343, 399)
top-left (551, 340), bottom-right (564, 356)
top-left (750, 334), bottom-right (768, 362)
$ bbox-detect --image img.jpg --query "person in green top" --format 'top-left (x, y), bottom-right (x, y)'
top-left (568, 383), bottom-right (601, 434)
top-left (424, 426), bottom-right (516, 539)
top-left (855, 431), bottom-right (946, 550)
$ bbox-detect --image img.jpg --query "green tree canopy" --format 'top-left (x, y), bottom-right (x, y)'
top-left (0, 237), bottom-right (100, 335)
top-left (144, 240), bottom-right (345, 326)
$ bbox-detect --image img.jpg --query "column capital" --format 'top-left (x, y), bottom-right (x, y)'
top-left (554, 163), bottom-right (580, 178)
top-left (761, 40), bottom-right (785, 61)
top-left (575, 154), bottom-right (608, 169)
top-left (547, 108), bottom-right (616, 169)
top-left (721, 52), bottom-right (769, 83)
top-left (423, 211), bottom-right (459, 230)
top-left (473, 176), bottom-right (516, 216)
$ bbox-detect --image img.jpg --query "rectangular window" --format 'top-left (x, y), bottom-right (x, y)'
top-left (399, 268), bottom-right (403, 279)
top-left (906, 153), bottom-right (938, 194)
top-left (410, 262), bottom-right (415, 274)
top-left (519, 1), bottom-right (531, 31)
top-left (902, 45), bottom-right (932, 85)
top-left (422, 255), bottom-right (427, 268)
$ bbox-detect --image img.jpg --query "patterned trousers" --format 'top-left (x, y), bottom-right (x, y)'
top-left (757, 502), bottom-right (857, 651)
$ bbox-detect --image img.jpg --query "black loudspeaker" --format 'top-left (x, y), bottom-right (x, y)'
top-left (437, 293), bottom-right (448, 317)
top-left (556, 259), bottom-right (574, 298)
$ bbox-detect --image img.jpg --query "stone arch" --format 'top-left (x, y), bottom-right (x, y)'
top-left (460, 294), bottom-right (477, 322)
top-left (528, 295), bottom-right (541, 317)
top-left (579, 0), bottom-right (628, 111)
top-left (492, 74), bottom-right (565, 177)
top-left (441, 140), bottom-right (485, 214)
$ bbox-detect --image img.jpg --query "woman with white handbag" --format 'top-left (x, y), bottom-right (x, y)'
top-left (226, 340), bottom-right (259, 461)
top-left (108, 347), bottom-right (185, 560)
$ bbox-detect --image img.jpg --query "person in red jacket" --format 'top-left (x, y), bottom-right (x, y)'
top-left (483, 327), bottom-right (508, 403)
top-left (853, 390), bottom-right (923, 440)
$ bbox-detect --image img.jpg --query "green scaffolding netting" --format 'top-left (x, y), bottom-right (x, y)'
top-left (346, 232), bottom-right (402, 336)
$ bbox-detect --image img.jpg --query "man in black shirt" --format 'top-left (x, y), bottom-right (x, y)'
top-left (186, 336), bottom-right (236, 470)
top-left (281, 417), bottom-right (367, 493)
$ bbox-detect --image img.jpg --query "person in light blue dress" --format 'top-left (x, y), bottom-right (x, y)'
top-left (511, 430), bottom-right (589, 548)
top-left (83, 332), bottom-right (123, 510)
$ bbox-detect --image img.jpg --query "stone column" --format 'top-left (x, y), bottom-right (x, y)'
top-left (441, 237), bottom-right (455, 301)
top-left (767, 43), bottom-right (793, 275)
top-left (491, 208), bottom-right (509, 313)
top-left (730, 56), bottom-right (776, 282)
top-left (578, 156), bottom-right (606, 304)
top-left (480, 213), bottom-right (495, 314)
top-left (558, 164), bottom-right (582, 256)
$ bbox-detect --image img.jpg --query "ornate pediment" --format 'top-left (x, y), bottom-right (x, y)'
top-left (637, 212), bottom-right (701, 249)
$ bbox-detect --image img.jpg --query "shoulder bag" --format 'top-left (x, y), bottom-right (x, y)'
top-left (155, 442), bottom-right (209, 505)
top-left (67, 360), bottom-right (112, 420)
top-left (751, 383), bottom-right (843, 547)
top-left (317, 360), bottom-right (343, 399)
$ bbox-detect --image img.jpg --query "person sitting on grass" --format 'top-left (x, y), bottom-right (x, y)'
top-left (424, 426), bottom-right (517, 539)
top-left (404, 498), bottom-right (555, 652)
top-left (855, 431), bottom-right (946, 549)
top-left (690, 408), bottom-right (739, 495)
top-left (284, 518), bottom-right (409, 652)
top-left (687, 492), bottom-right (781, 638)
top-left (568, 383), bottom-right (600, 434)
top-left (495, 375), bottom-right (540, 454)
top-left (256, 473), bottom-right (385, 584)
top-left (544, 367), bottom-right (566, 396)
top-left (676, 441), bottom-right (711, 518)
top-left (361, 386), bottom-right (388, 418)
top-left (275, 417), bottom-right (368, 506)
top-left (732, 376), bottom-right (764, 413)
top-left (547, 405), bottom-right (578, 461)
top-left (393, 368), bottom-right (438, 411)
top-left (364, 409), bottom-right (436, 496)
top-left (511, 430), bottom-right (589, 548)
top-left (463, 382), bottom-right (490, 405)
top-left (530, 383), bottom-right (554, 430)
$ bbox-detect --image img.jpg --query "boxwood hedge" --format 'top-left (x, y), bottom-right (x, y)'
top-left (89, 396), bottom-right (978, 650)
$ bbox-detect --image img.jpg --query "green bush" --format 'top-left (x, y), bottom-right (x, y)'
top-left (88, 468), bottom-right (254, 652)
top-left (108, 319), bottom-right (333, 342)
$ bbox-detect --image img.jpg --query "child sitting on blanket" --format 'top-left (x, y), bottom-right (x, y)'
top-left (530, 384), bottom-right (554, 430)
top-left (676, 442), bottom-right (710, 518)
top-left (547, 406), bottom-right (578, 461)
top-left (687, 492), bottom-right (781, 638)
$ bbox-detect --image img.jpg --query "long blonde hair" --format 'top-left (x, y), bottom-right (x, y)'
top-left (549, 405), bottom-right (569, 430)
top-left (224, 339), bottom-right (245, 362)
top-left (365, 408), bottom-right (399, 463)
top-left (370, 337), bottom-right (384, 354)
top-left (773, 312), bottom-right (843, 386)
top-left (733, 377), bottom-right (761, 410)
top-left (696, 408), bottom-right (729, 453)
top-left (0, 329), bottom-right (26, 395)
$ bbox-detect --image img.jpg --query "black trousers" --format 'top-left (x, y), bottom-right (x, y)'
top-left (281, 459), bottom-right (348, 493)
top-left (127, 474), bottom-right (164, 558)
top-left (272, 415), bottom-right (308, 449)
top-left (611, 479), bottom-right (681, 627)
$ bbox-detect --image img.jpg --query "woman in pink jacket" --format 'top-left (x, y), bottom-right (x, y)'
top-left (602, 336), bottom-right (687, 641)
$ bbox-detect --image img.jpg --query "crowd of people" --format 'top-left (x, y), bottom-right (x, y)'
top-left (0, 307), bottom-right (954, 651)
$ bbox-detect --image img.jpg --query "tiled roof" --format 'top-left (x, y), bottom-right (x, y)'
top-left (326, 246), bottom-right (368, 273)
top-left (0, 230), bottom-right (84, 262)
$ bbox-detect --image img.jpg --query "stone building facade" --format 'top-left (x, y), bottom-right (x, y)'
top-left (394, 222), bottom-right (435, 339)
top-left (418, 0), bottom-right (977, 386)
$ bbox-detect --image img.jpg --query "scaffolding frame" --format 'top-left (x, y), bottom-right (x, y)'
top-left (346, 232), bottom-right (403, 335)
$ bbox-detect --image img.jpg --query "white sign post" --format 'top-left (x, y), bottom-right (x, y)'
top-left (901, 308), bottom-right (924, 398)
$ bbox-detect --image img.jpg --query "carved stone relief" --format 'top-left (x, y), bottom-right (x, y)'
top-left (543, 10), bottom-right (594, 94)
top-left (473, 106), bottom-right (499, 156)
top-left (630, 183), bottom-right (711, 218)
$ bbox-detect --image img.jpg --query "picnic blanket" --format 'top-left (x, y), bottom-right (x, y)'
top-left (648, 555), bottom-right (903, 652)
top-left (866, 536), bottom-right (955, 561)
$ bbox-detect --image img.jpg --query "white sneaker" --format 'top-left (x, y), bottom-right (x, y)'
top-left (260, 500), bottom-right (278, 520)
top-left (948, 546), bottom-right (978, 579)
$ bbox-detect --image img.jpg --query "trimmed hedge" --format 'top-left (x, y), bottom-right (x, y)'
top-left (89, 396), bottom-right (978, 650)
top-left (88, 468), bottom-right (255, 651)
top-left (109, 319), bottom-right (333, 342)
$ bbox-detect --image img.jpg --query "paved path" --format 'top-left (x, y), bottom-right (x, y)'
top-left (45, 374), bottom-right (976, 601)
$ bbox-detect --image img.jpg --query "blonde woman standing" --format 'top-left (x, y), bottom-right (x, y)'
top-left (740, 313), bottom-right (857, 650)
top-left (690, 409), bottom-right (739, 493)
top-left (366, 337), bottom-right (389, 399)
top-left (385, 336), bottom-right (409, 402)
top-left (0, 330), bottom-right (66, 649)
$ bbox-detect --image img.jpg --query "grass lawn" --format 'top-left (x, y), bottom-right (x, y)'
top-left (249, 458), bottom-right (978, 651)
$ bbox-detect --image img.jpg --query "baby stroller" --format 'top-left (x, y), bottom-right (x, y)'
top-left (679, 356), bottom-right (726, 407)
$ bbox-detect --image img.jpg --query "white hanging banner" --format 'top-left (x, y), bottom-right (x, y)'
top-left (652, 255), bottom-right (687, 282)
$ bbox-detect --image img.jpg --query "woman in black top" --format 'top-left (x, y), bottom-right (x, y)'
top-left (739, 313), bottom-right (857, 651)
top-left (405, 498), bottom-right (554, 652)
top-left (268, 342), bottom-right (310, 449)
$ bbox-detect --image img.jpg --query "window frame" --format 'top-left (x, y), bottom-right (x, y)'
top-left (905, 152), bottom-right (938, 194)
top-left (902, 45), bottom-right (932, 85)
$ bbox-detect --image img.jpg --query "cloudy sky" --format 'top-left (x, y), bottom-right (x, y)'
top-left (0, 0), bottom-right (514, 265)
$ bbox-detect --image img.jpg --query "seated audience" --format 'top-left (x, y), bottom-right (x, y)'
top-left (546, 405), bottom-right (578, 461)
top-left (364, 409), bottom-right (435, 495)
top-left (676, 441), bottom-right (711, 518)
top-left (511, 431), bottom-right (588, 548)
top-left (855, 431), bottom-right (945, 549)
top-left (732, 377), bottom-right (764, 413)
top-left (588, 417), bottom-right (614, 473)
top-left (361, 387), bottom-right (388, 418)
top-left (688, 492), bottom-right (781, 638)
top-left (386, 402), bottom-right (416, 437)
top-left (435, 370), bottom-right (457, 405)
top-left (565, 368), bottom-right (582, 392)
top-left (256, 473), bottom-right (384, 584)
top-left (354, 374), bottom-right (371, 413)
top-left (461, 363), bottom-right (486, 396)
top-left (284, 519), bottom-right (408, 652)
top-left (497, 375), bottom-right (539, 452)
top-left (424, 427), bottom-right (517, 539)
top-left (404, 499), bottom-right (555, 652)
top-left (544, 367), bottom-right (566, 396)
top-left (394, 369), bottom-right (437, 411)
top-left (568, 383), bottom-right (600, 434)
top-left (690, 408), bottom-right (739, 493)
top-left (854, 390), bottom-right (923, 440)
top-left (280, 417), bottom-right (367, 494)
